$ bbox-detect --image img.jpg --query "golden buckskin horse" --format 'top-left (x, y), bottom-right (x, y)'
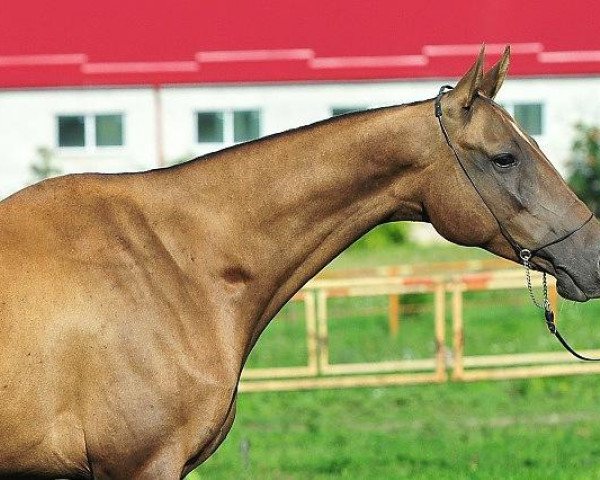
top-left (2, 47), bottom-right (599, 479)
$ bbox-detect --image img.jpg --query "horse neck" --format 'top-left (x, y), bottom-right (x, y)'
top-left (154, 100), bottom-right (434, 346)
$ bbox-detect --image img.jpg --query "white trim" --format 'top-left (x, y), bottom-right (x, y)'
top-left (197, 49), bottom-right (428, 69)
top-left (310, 55), bottom-right (427, 69)
top-left (82, 61), bottom-right (198, 74)
top-left (84, 115), bottom-right (94, 150)
top-left (538, 50), bottom-right (600, 63)
top-left (223, 112), bottom-right (235, 144)
top-left (0, 53), bottom-right (87, 66)
top-left (196, 49), bottom-right (313, 62)
top-left (7, 44), bottom-right (600, 78)
top-left (423, 43), bottom-right (543, 56)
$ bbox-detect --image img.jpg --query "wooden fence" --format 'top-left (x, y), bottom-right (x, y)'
top-left (239, 267), bottom-right (600, 393)
top-left (449, 270), bottom-right (600, 382)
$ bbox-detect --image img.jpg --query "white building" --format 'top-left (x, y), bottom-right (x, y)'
top-left (2, 2), bottom-right (600, 205)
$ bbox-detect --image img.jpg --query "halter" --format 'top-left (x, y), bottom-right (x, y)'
top-left (435, 85), bottom-right (599, 362)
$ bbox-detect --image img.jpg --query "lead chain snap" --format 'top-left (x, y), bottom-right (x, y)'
top-left (520, 249), bottom-right (532, 262)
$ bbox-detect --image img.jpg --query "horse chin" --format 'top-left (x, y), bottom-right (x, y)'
top-left (555, 268), bottom-right (590, 302)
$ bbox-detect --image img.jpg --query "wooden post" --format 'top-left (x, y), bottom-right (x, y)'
top-left (316, 289), bottom-right (329, 373)
top-left (304, 291), bottom-right (319, 375)
top-left (388, 294), bottom-right (400, 337)
top-left (434, 282), bottom-right (447, 381)
top-left (452, 283), bottom-right (464, 381)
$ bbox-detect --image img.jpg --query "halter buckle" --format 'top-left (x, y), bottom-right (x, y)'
top-left (434, 85), bottom-right (454, 118)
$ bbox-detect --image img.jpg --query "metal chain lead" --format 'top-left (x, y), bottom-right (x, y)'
top-left (520, 249), bottom-right (550, 311)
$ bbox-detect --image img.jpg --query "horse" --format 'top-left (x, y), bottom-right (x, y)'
top-left (1, 46), bottom-right (599, 479)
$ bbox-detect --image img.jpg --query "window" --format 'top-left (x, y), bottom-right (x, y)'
top-left (502, 103), bottom-right (544, 136)
top-left (197, 112), bottom-right (224, 143)
top-left (57, 114), bottom-right (125, 149)
top-left (95, 114), bottom-right (123, 146)
top-left (58, 116), bottom-right (85, 147)
top-left (196, 110), bottom-right (261, 145)
top-left (331, 107), bottom-right (366, 117)
top-left (513, 104), bottom-right (543, 136)
top-left (233, 111), bottom-right (260, 143)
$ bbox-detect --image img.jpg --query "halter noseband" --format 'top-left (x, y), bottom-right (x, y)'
top-left (435, 85), bottom-right (599, 362)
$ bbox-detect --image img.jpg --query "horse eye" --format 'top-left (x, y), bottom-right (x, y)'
top-left (492, 153), bottom-right (518, 169)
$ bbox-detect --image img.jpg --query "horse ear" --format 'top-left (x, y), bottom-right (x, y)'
top-left (481, 46), bottom-right (510, 99)
top-left (449, 45), bottom-right (485, 109)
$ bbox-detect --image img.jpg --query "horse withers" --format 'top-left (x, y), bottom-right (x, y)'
top-left (0, 46), bottom-right (599, 479)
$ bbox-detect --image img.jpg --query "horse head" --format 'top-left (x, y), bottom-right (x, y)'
top-left (423, 46), bottom-right (600, 302)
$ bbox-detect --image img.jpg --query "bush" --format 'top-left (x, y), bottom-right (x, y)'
top-left (30, 146), bottom-right (61, 182)
top-left (567, 123), bottom-right (600, 216)
top-left (349, 222), bottom-right (409, 250)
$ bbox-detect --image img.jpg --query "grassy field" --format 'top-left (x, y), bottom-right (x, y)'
top-left (187, 238), bottom-right (600, 479)
top-left (189, 379), bottom-right (600, 479)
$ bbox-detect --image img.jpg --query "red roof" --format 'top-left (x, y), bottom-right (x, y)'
top-left (2, 0), bottom-right (600, 88)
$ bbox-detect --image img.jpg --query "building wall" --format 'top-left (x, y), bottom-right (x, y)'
top-left (1, 77), bottom-right (600, 201)
top-left (497, 77), bottom-right (600, 164)
top-left (0, 88), bottom-right (158, 198)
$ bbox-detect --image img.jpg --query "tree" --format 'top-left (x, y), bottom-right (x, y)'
top-left (30, 146), bottom-right (62, 182)
top-left (567, 123), bottom-right (600, 216)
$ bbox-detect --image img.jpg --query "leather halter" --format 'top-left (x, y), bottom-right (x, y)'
top-left (435, 85), bottom-right (599, 362)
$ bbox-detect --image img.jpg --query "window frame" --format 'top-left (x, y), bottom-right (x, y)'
top-left (56, 112), bottom-right (126, 152)
top-left (195, 109), bottom-right (261, 148)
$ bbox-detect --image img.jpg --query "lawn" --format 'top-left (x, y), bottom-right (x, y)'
top-left (190, 378), bottom-right (600, 479)
top-left (187, 237), bottom-right (600, 479)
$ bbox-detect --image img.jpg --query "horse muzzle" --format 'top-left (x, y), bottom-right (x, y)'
top-left (544, 217), bottom-right (600, 302)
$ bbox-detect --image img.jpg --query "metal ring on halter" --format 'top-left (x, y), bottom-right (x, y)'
top-left (519, 249), bottom-right (532, 262)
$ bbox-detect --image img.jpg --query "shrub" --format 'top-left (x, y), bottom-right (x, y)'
top-left (349, 223), bottom-right (409, 250)
top-left (567, 123), bottom-right (600, 216)
top-left (30, 146), bottom-right (61, 182)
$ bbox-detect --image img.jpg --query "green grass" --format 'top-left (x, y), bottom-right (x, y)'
top-left (189, 378), bottom-right (600, 479)
top-left (187, 238), bottom-right (600, 479)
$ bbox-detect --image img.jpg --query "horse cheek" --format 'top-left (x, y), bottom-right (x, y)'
top-left (423, 177), bottom-right (494, 247)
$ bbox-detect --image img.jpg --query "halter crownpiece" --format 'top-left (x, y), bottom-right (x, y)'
top-left (435, 85), bottom-right (600, 362)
